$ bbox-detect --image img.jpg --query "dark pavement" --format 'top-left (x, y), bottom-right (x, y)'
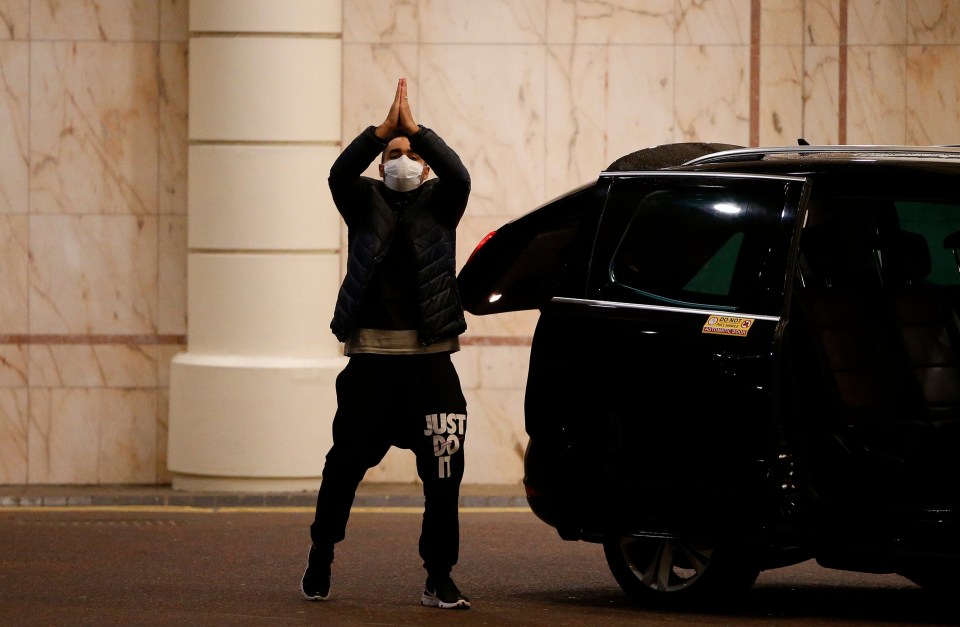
top-left (2, 484), bottom-right (958, 626)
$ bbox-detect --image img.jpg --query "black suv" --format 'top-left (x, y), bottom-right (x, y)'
top-left (457, 143), bottom-right (960, 603)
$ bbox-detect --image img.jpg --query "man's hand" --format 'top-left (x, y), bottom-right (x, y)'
top-left (375, 78), bottom-right (419, 140)
top-left (397, 78), bottom-right (419, 135)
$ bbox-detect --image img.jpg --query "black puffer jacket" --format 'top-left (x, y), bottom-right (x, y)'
top-left (329, 125), bottom-right (471, 346)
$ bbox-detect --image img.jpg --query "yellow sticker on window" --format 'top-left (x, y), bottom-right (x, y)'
top-left (702, 315), bottom-right (754, 336)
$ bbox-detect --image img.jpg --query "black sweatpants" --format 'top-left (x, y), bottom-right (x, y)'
top-left (309, 352), bottom-right (468, 579)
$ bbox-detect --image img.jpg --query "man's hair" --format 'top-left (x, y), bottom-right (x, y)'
top-left (381, 138), bottom-right (400, 162)
top-left (381, 137), bottom-right (412, 163)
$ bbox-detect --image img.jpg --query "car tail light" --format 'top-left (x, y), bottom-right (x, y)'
top-left (466, 230), bottom-right (496, 263)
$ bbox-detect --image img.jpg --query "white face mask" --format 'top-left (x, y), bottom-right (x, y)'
top-left (383, 155), bottom-right (425, 192)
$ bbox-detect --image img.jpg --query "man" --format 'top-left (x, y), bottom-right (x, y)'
top-left (300, 78), bottom-right (472, 610)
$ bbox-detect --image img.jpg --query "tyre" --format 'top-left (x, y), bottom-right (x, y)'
top-left (603, 535), bottom-right (761, 605)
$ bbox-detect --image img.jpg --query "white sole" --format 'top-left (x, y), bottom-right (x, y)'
top-left (421, 592), bottom-right (470, 609)
top-left (301, 557), bottom-right (330, 601)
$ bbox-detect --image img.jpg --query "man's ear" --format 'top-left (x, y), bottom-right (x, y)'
top-left (379, 163), bottom-right (386, 178)
top-left (421, 165), bottom-right (431, 180)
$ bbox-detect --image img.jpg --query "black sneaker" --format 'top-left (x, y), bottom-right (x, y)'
top-left (300, 546), bottom-right (331, 601)
top-left (421, 576), bottom-right (470, 609)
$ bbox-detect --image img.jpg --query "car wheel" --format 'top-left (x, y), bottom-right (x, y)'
top-left (603, 535), bottom-right (760, 605)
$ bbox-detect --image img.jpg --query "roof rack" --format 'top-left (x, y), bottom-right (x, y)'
top-left (684, 144), bottom-right (960, 166)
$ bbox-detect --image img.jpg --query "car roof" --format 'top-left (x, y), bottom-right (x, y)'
top-left (682, 144), bottom-right (960, 166)
top-left (600, 144), bottom-right (960, 177)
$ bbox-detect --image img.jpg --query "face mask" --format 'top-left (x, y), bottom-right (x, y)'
top-left (383, 155), bottom-right (425, 192)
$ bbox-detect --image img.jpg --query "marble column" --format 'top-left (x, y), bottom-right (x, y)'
top-left (167, 0), bottom-right (346, 491)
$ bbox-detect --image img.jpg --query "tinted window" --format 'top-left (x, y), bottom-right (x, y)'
top-left (895, 201), bottom-right (960, 287)
top-left (606, 183), bottom-right (792, 311)
top-left (800, 196), bottom-right (960, 290)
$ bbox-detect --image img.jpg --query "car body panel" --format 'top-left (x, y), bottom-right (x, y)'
top-left (523, 173), bottom-right (808, 541)
top-left (458, 181), bottom-right (596, 315)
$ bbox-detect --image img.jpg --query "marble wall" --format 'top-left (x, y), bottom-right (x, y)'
top-left (2, 0), bottom-right (959, 486)
top-left (0, 0), bottom-right (188, 486)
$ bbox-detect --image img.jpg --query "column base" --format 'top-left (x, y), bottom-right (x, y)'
top-left (167, 353), bottom-right (346, 488)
